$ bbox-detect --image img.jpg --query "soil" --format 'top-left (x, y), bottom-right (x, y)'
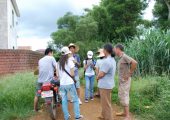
top-left (29, 87), bottom-right (135, 120)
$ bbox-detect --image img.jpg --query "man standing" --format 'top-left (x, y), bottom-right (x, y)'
top-left (68, 43), bottom-right (82, 105)
top-left (34, 48), bottom-right (57, 111)
top-left (97, 44), bottom-right (116, 120)
top-left (114, 44), bottom-right (137, 120)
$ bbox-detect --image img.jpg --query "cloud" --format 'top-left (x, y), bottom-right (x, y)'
top-left (16, 0), bottom-right (100, 50)
top-left (16, 0), bottom-right (154, 50)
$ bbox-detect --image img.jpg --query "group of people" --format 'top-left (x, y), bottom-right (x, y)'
top-left (33, 43), bottom-right (137, 120)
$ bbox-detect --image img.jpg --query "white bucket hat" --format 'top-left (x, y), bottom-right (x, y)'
top-left (87, 51), bottom-right (93, 59)
top-left (61, 47), bottom-right (72, 55)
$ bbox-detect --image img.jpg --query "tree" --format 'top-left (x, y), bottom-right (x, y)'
top-left (88, 6), bottom-right (112, 41)
top-left (153, 0), bottom-right (170, 29)
top-left (57, 12), bottom-right (79, 30)
top-left (89, 0), bottom-right (149, 42)
top-left (51, 12), bottom-right (80, 45)
top-left (75, 16), bottom-right (98, 41)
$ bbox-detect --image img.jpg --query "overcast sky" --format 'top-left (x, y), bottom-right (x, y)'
top-left (16, 0), bottom-right (155, 50)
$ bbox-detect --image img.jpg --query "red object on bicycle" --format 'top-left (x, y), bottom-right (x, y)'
top-left (42, 83), bottom-right (52, 91)
top-left (54, 87), bottom-right (58, 92)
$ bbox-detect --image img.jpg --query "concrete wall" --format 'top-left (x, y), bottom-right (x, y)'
top-left (0, 0), bottom-right (19, 49)
top-left (0, 50), bottom-right (43, 75)
top-left (0, 0), bottom-right (8, 49)
top-left (7, 0), bottom-right (18, 49)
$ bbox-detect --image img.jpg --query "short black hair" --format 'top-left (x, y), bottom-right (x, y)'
top-left (115, 44), bottom-right (124, 51)
top-left (45, 48), bottom-right (53, 55)
top-left (104, 43), bottom-right (113, 54)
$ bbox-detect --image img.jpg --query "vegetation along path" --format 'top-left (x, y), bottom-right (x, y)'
top-left (30, 87), bottom-right (135, 120)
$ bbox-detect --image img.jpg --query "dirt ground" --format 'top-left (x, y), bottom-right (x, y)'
top-left (29, 87), bottom-right (135, 120)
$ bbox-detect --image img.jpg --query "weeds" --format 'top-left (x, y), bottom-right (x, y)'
top-left (0, 72), bottom-right (37, 120)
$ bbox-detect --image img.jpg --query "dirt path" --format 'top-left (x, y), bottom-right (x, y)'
top-left (29, 87), bottom-right (135, 120)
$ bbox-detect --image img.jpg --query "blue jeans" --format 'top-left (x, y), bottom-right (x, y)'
top-left (60, 84), bottom-right (80, 120)
top-left (85, 75), bottom-right (95, 99)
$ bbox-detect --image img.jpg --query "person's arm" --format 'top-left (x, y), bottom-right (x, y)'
top-left (73, 55), bottom-right (81, 67)
top-left (96, 61), bottom-right (109, 81)
top-left (55, 65), bottom-right (59, 79)
top-left (95, 67), bottom-right (99, 75)
top-left (129, 59), bottom-right (138, 76)
top-left (95, 61), bottom-right (99, 75)
top-left (124, 56), bottom-right (138, 80)
top-left (70, 67), bottom-right (75, 77)
top-left (96, 71), bottom-right (105, 81)
top-left (68, 60), bottom-right (75, 77)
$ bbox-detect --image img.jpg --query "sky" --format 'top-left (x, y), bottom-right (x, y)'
top-left (16, 0), bottom-right (155, 51)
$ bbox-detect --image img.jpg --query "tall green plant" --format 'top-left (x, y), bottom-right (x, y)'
top-left (126, 29), bottom-right (170, 75)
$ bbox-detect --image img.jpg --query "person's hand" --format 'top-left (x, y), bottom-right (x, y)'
top-left (96, 76), bottom-right (99, 81)
top-left (73, 60), bottom-right (77, 64)
top-left (53, 76), bottom-right (58, 80)
top-left (123, 73), bottom-right (132, 81)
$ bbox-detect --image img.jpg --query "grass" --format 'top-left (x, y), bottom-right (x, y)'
top-left (0, 72), bottom-right (37, 120)
top-left (81, 71), bottom-right (170, 120)
top-left (111, 75), bottom-right (170, 120)
top-left (0, 71), bottom-right (169, 120)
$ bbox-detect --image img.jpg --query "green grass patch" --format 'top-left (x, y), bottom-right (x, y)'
top-left (0, 72), bottom-right (37, 120)
top-left (112, 76), bottom-right (170, 120)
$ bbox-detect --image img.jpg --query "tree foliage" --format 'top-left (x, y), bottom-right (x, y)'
top-left (51, 0), bottom-right (149, 46)
top-left (153, 0), bottom-right (170, 29)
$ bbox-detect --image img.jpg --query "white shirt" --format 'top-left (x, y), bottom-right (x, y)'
top-left (83, 59), bottom-right (95, 76)
top-left (58, 58), bottom-right (75, 85)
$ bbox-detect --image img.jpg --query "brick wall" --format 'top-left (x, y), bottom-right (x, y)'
top-left (0, 50), bottom-right (43, 74)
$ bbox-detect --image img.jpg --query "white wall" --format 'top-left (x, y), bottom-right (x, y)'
top-left (7, 0), bottom-right (18, 49)
top-left (0, 0), bottom-right (8, 49)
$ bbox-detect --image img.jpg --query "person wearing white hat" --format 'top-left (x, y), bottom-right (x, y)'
top-left (58, 46), bottom-right (83, 120)
top-left (83, 51), bottom-right (96, 103)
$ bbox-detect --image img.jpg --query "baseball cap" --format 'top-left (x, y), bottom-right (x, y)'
top-left (61, 47), bottom-right (72, 55)
top-left (87, 51), bottom-right (93, 59)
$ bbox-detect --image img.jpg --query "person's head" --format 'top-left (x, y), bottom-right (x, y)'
top-left (59, 47), bottom-right (72, 70)
top-left (114, 43), bottom-right (124, 57)
top-left (87, 51), bottom-right (93, 59)
top-left (68, 43), bottom-right (77, 54)
top-left (97, 49), bottom-right (105, 59)
top-left (45, 48), bottom-right (53, 56)
top-left (103, 43), bottom-right (113, 57)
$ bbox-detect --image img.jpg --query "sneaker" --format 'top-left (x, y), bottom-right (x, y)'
top-left (90, 97), bottom-right (94, 101)
top-left (68, 115), bottom-right (71, 119)
top-left (98, 116), bottom-right (104, 120)
top-left (85, 99), bottom-right (89, 103)
top-left (75, 115), bottom-right (84, 120)
top-left (70, 99), bottom-right (73, 103)
top-left (79, 98), bottom-right (82, 105)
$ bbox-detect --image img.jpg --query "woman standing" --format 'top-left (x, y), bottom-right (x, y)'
top-left (58, 47), bottom-right (83, 120)
top-left (97, 44), bottom-right (116, 120)
top-left (83, 51), bottom-right (96, 103)
top-left (94, 49), bottom-right (105, 97)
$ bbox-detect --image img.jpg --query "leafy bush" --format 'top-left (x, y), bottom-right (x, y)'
top-left (0, 72), bottom-right (37, 120)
